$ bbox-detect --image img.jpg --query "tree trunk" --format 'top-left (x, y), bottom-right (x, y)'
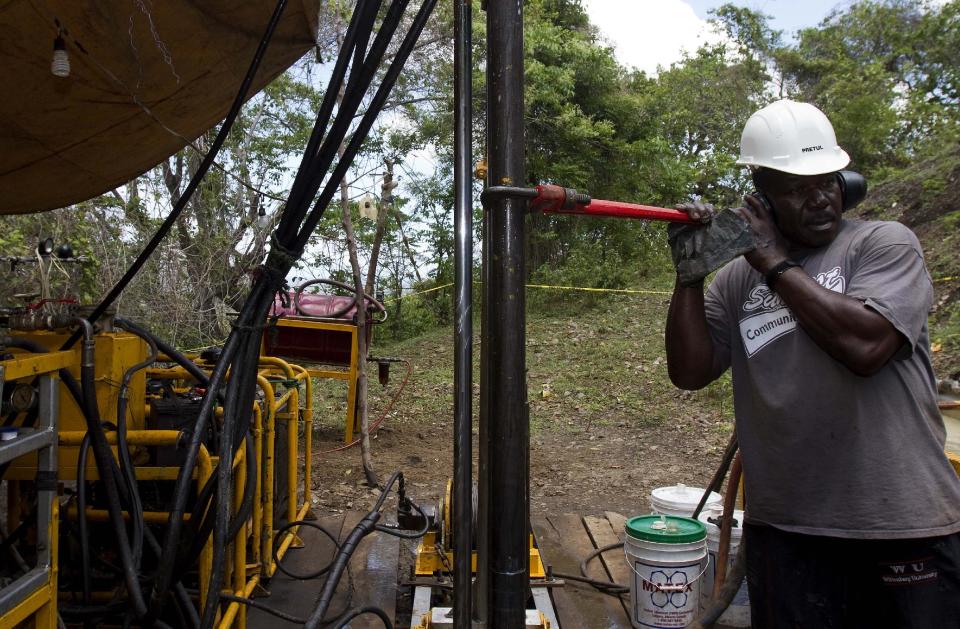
top-left (364, 159), bottom-right (395, 296)
top-left (335, 77), bottom-right (378, 487)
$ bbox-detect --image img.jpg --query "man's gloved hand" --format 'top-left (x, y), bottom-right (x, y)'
top-left (669, 202), bottom-right (755, 286)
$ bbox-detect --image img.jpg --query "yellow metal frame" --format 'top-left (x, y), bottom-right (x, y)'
top-left (6, 332), bottom-right (147, 480)
top-left (414, 531), bottom-right (545, 579)
top-left (948, 450), bottom-right (960, 477)
top-left (145, 355), bottom-right (315, 629)
top-left (1, 331), bottom-right (321, 629)
top-left (58, 430), bottom-right (215, 610)
top-left (0, 352), bottom-right (66, 629)
top-left (0, 502), bottom-right (59, 629)
top-left (263, 318), bottom-right (360, 443)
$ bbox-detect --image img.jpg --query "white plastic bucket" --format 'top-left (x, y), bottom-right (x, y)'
top-left (624, 515), bottom-right (708, 629)
top-left (650, 483), bottom-right (722, 517)
top-left (697, 509), bottom-right (750, 627)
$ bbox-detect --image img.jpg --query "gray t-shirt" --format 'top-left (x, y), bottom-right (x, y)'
top-left (705, 218), bottom-right (960, 539)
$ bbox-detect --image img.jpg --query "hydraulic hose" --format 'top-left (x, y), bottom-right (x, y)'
top-left (335, 606), bottom-right (393, 628)
top-left (304, 472), bottom-right (407, 629)
top-left (115, 317), bottom-right (211, 388)
top-left (278, 0), bottom-right (377, 235)
top-left (114, 322), bottom-right (159, 570)
top-left (292, 0), bottom-right (438, 255)
top-left (144, 0), bottom-right (435, 620)
top-left (76, 431), bottom-right (93, 608)
top-left (200, 331), bottom-right (264, 629)
top-left (71, 318), bottom-right (150, 618)
top-left (74, 426), bottom-right (196, 628)
top-left (283, 0), bottom-right (400, 236)
top-left (148, 327), bottom-right (242, 618)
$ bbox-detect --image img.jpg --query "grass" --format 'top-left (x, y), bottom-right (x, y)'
top-left (309, 284), bottom-right (736, 436)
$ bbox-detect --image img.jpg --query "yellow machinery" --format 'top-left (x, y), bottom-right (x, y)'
top-left (0, 350), bottom-right (69, 628)
top-left (0, 319), bottom-right (317, 629)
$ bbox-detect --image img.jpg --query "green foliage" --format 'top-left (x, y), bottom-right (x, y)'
top-left (775, 0), bottom-right (960, 175)
top-left (3, 0), bottom-right (959, 357)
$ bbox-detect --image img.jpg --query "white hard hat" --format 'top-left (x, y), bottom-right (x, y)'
top-left (736, 99), bottom-right (850, 175)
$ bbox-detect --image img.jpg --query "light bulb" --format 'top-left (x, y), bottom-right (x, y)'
top-left (257, 207), bottom-right (270, 229)
top-left (51, 36), bottom-right (70, 78)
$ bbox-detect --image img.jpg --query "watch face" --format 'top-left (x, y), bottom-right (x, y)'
top-left (10, 383), bottom-right (37, 413)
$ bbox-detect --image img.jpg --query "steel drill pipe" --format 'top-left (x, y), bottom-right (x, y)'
top-left (482, 0), bottom-right (530, 625)
top-left (452, 0), bottom-right (475, 624)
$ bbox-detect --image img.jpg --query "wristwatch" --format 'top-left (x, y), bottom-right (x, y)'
top-left (765, 260), bottom-right (801, 290)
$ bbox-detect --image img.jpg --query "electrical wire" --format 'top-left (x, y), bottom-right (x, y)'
top-left (334, 606), bottom-right (393, 628)
top-left (319, 358), bottom-right (411, 454)
top-left (218, 594), bottom-right (307, 624)
top-left (303, 471), bottom-right (426, 629)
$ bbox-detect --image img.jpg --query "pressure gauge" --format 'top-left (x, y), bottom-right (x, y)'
top-left (9, 383), bottom-right (37, 413)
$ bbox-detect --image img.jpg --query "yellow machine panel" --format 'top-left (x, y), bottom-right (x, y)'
top-left (6, 331), bottom-right (148, 479)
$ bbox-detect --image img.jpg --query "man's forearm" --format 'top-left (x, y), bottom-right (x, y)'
top-left (665, 279), bottom-right (720, 390)
top-left (770, 267), bottom-right (904, 375)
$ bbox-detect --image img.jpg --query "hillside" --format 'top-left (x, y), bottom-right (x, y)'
top-left (309, 291), bottom-right (734, 517)
top-left (853, 145), bottom-right (960, 376)
top-left (308, 154), bottom-right (960, 516)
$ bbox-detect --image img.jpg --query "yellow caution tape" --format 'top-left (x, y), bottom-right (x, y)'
top-left (524, 283), bottom-right (671, 295)
top-left (387, 281), bottom-right (670, 302)
top-left (385, 282), bottom-right (454, 303)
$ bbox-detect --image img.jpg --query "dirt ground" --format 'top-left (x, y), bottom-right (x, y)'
top-left (306, 296), bottom-right (734, 520)
top-left (309, 416), bottom-right (729, 520)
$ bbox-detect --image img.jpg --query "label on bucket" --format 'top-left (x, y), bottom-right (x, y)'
top-left (632, 558), bottom-right (703, 628)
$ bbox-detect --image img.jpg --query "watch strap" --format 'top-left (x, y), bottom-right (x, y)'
top-left (765, 260), bottom-right (801, 290)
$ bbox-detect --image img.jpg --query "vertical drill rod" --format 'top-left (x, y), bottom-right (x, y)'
top-left (482, 0), bottom-right (530, 625)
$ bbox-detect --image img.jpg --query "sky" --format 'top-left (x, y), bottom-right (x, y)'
top-left (581, 0), bottom-right (853, 75)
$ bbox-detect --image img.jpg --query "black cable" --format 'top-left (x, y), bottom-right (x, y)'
top-left (73, 424), bottom-right (196, 628)
top-left (293, 0), bottom-right (437, 255)
top-left (335, 606), bottom-right (393, 628)
top-left (201, 327), bottom-right (269, 629)
top-left (271, 520), bottom-right (340, 580)
top-left (148, 329), bottom-right (241, 618)
top-left (551, 571), bottom-right (628, 594)
top-left (567, 541), bottom-right (630, 597)
top-left (72, 319), bottom-right (151, 618)
top-left (76, 431), bottom-right (93, 608)
top-left (267, 519), bottom-right (355, 624)
top-left (150, 0), bottom-right (434, 621)
top-left (218, 594), bottom-right (306, 624)
top-left (114, 321), bottom-right (158, 570)
top-left (304, 472), bottom-right (406, 629)
top-left (278, 0), bottom-right (377, 238)
top-left (374, 498), bottom-right (429, 539)
top-left (115, 317), bottom-right (211, 388)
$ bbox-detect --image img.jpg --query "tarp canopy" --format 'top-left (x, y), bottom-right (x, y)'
top-left (0, 0), bottom-right (320, 215)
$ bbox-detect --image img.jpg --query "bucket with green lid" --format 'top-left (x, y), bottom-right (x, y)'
top-left (623, 514), bottom-right (708, 629)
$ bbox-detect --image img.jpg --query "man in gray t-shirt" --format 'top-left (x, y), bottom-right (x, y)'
top-left (665, 100), bottom-right (960, 627)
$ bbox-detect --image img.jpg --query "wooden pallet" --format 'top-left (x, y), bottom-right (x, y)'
top-left (531, 511), bottom-right (634, 628)
top-left (245, 510), bottom-right (663, 628)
